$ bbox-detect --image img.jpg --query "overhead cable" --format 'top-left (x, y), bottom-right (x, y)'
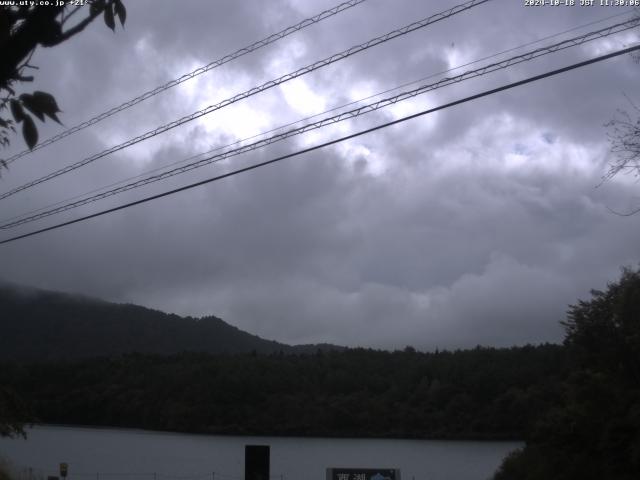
top-left (0, 0), bottom-right (491, 201)
top-left (8, 6), bottom-right (631, 226)
top-left (2, 0), bottom-right (368, 165)
top-left (2, 17), bottom-right (638, 230)
top-left (1, 43), bottom-right (638, 246)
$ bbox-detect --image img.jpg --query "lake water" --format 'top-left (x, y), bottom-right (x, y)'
top-left (0, 426), bottom-right (520, 480)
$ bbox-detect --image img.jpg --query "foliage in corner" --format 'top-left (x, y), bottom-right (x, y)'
top-left (494, 266), bottom-right (640, 480)
top-left (0, 0), bottom-right (126, 170)
top-left (606, 103), bottom-right (640, 184)
top-left (604, 25), bottom-right (640, 215)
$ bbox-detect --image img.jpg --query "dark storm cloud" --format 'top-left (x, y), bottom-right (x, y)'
top-left (1, 0), bottom-right (639, 349)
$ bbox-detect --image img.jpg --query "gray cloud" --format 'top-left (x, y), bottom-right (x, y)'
top-left (1, 0), bottom-right (639, 350)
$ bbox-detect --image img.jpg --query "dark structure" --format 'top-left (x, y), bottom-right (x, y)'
top-left (245, 445), bottom-right (270, 480)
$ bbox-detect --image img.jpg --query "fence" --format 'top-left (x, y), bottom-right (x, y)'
top-left (11, 467), bottom-right (285, 480)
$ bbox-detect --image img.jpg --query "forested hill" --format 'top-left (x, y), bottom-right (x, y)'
top-left (1, 345), bottom-right (570, 439)
top-left (0, 283), bottom-right (340, 360)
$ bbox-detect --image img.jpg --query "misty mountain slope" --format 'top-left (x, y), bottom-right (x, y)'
top-left (0, 283), bottom-right (331, 361)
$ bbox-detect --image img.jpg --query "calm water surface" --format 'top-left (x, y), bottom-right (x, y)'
top-left (0, 426), bottom-right (520, 480)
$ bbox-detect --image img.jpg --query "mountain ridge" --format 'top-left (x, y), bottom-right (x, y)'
top-left (0, 282), bottom-right (343, 361)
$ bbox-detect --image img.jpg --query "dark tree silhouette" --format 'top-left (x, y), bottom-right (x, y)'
top-left (0, 386), bottom-right (31, 438)
top-left (494, 266), bottom-right (640, 480)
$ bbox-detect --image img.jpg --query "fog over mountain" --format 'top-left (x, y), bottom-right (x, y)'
top-left (0, 282), bottom-right (343, 360)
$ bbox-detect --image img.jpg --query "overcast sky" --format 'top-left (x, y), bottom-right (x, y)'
top-left (1, 0), bottom-right (639, 350)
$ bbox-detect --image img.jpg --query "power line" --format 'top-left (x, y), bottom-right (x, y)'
top-left (1, 43), bottom-right (637, 246)
top-left (5, 7), bottom-right (633, 227)
top-left (2, 0), bottom-right (368, 165)
top-left (0, 0), bottom-right (492, 202)
top-left (2, 7), bottom-right (636, 230)
top-left (2, 17), bottom-right (637, 229)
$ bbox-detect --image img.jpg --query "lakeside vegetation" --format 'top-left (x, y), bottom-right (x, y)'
top-left (494, 267), bottom-right (640, 479)
top-left (0, 267), bottom-right (638, 478)
top-left (1, 344), bottom-right (569, 440)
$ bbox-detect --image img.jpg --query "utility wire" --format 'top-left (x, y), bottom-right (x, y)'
top-left (5, 7), bottom-right (633, 226)
top-left (2, 0), bottom-right (368, 165)
top-left (2, 17), bottom-right (637, 230)
top-left (0, 0), bottom-right (491, 201)
top-left (1, 44), bottom-right (638, 246)
top-left (6, 5), bottom-right (633, 227)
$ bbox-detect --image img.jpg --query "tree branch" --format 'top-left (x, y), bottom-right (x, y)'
top-left (56, 5), bottom-right (105, 44)
top-left (0, 6), bottom-right (63, 85)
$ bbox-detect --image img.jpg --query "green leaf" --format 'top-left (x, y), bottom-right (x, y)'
top-left (32, 91), bottom-right (62, 124)
top-left (22, 115), bottom-right (38, 149)
top-left (104, 3), bottom-right (115, 31)
top-left (9, 99), bottom-right (25, 123)
top-left (114, 0), bottom-right (126, 27)
top-left (19, 93), bottom-right (45, 122)
top-left (90, 0), bottom-right (105, 16)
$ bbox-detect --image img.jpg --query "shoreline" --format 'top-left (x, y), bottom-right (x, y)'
top-left (21, 423), bottom-right (524, 443)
